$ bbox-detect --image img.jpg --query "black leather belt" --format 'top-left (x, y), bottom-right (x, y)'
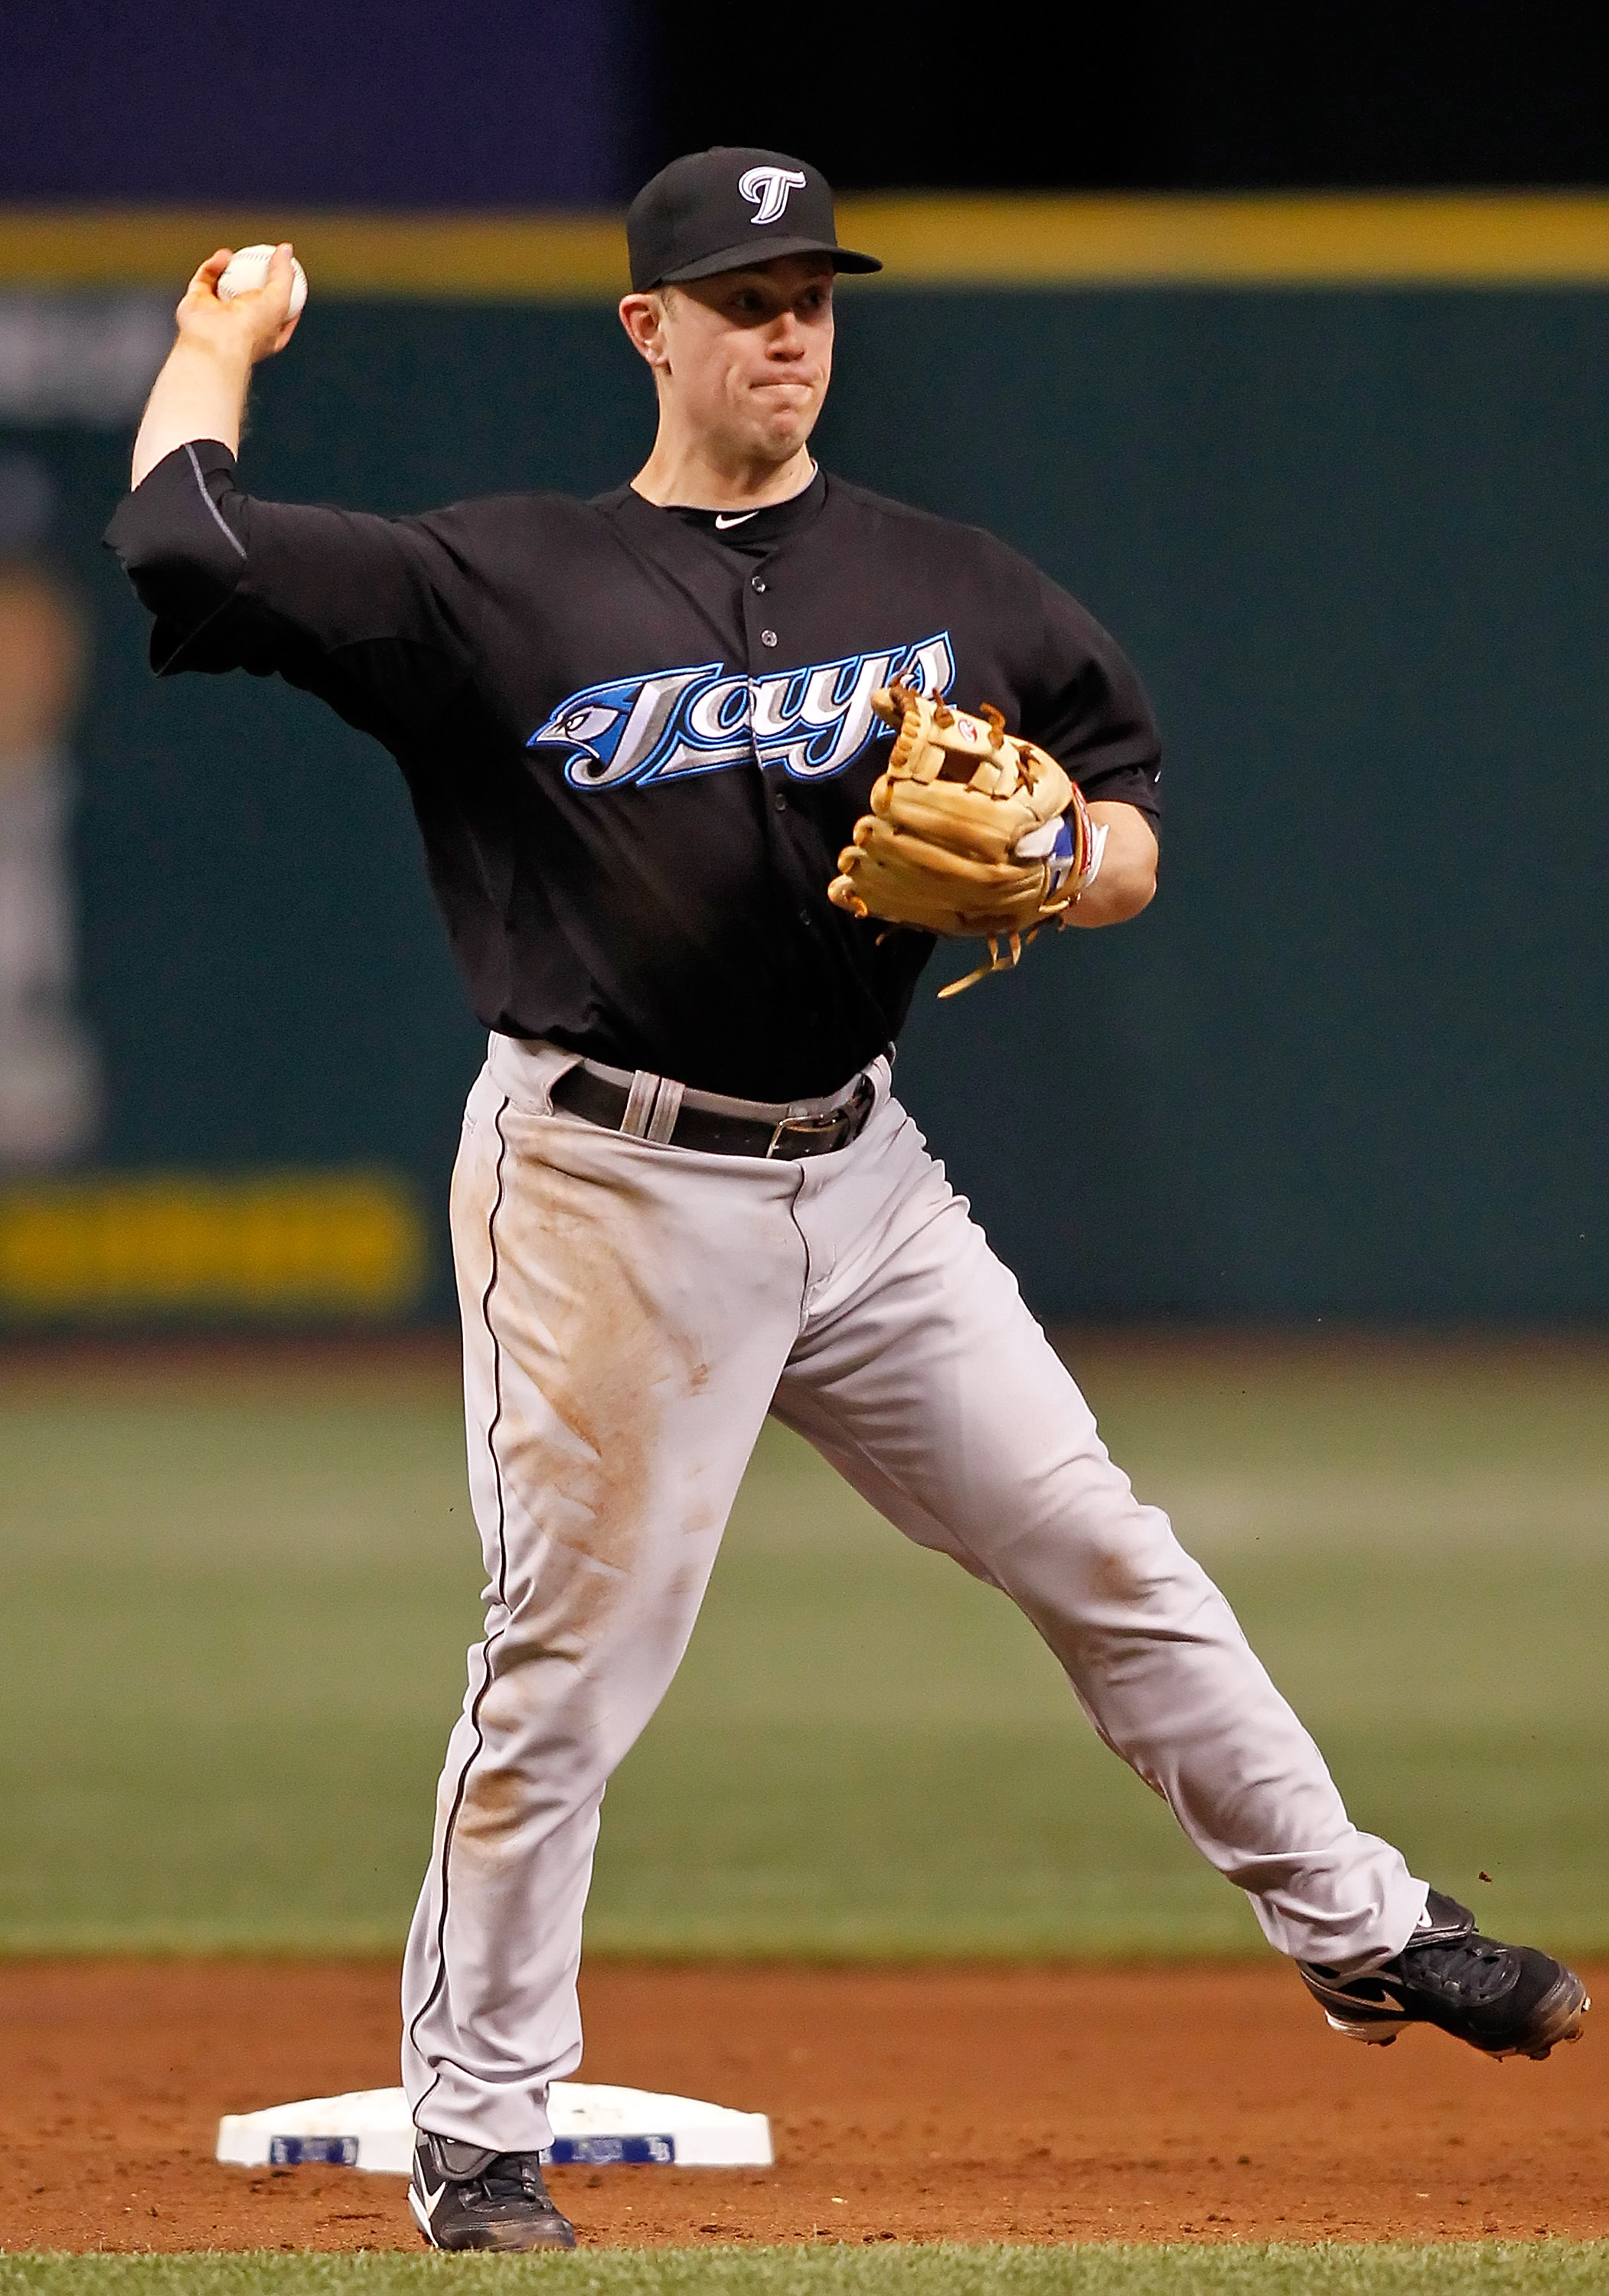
top-left (550, 1065), bottom-right (876, 1159)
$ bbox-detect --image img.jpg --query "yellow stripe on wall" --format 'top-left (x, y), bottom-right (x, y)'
top-left (843, 193), bottom-right (1609, 287)
top-left (0, 209), bottom-right (631, 298)
top-left (0, 1171), bottom-right (428, 1317)
top-left (8, 195), bottom-right (1609, 297)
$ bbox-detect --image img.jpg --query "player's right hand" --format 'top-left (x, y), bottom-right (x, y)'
top-left (176, 246), bottom-right (302, 366)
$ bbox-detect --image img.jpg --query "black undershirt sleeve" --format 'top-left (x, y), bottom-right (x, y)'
top-left (104, 441), bottom-right (474, 748)
top-left (105, 440), bottom-right (250, 668)
top-left (1023, 572), bottom-right (1163, 826)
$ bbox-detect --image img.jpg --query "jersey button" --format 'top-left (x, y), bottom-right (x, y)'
top-left (750, 576), bottom-right (768, 592)
top-left (760, 628), bottom-right (778, 647)
top-left (773, 791), bottom-right (788, 812)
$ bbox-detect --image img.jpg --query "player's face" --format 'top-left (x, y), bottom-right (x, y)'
top-left (657, 256), bottom-right (834, 463)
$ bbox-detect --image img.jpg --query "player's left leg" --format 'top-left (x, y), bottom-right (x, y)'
top-left (770, 1091), bottom-right (1586, 2054)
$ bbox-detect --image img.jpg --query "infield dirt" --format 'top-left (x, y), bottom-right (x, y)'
top-left (1, 1958), bottom-right (1602, 2252)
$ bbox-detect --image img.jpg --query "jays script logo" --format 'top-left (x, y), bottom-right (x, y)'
top-left (527, 634), bottom-right (955, 791)
top-left (739, 165), bottom-right (808, 224)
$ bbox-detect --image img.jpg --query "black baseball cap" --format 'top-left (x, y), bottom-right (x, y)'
top-left (626, 146), bottom-right (882, 292)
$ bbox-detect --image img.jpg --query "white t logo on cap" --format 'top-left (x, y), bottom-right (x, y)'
top-left (739, 165), bottom-right (808, 225)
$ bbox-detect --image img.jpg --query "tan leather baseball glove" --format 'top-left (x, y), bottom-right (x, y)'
top-left (827, 684), bottom-right (1097, 996)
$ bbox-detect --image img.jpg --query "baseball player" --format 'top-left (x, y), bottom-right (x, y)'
top-left (109, 148), bottom-right (1588, 2254)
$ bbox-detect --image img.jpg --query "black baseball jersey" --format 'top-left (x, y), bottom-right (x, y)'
top-left (107, 443), bottom-right (1162, 1101)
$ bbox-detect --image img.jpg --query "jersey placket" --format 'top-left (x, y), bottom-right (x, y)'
top-left (742, 557), bottom-right (814, 928)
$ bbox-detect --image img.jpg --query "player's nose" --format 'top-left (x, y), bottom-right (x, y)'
top-left (765, 312), bottom-right (809, 357)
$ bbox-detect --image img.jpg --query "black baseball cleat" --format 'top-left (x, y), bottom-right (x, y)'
top-left (1299, 1888), bottom-right (1590, 2060)
top-left (409, 2128), bottom-right (576, 2251)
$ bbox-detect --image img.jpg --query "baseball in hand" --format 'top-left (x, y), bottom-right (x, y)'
top-left (217, 244), bottom-right (308, 318)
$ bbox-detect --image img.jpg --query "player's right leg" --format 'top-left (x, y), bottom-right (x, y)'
top-left (400, 1038), bottom-right (808, 2226)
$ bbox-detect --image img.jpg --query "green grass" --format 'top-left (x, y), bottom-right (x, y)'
top-left (2, 1336), bottom-right (1607, 1955)
top-left (2, 2244), bottom-right (1607, 2294)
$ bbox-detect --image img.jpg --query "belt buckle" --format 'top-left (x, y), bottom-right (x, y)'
top-left (765, 1076), bottom-right (872, 1160)
top-left (765, 1110), bottom-right (844, 1159)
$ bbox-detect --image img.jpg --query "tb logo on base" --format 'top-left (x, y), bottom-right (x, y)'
top-left (528, 633), bottom-right (955, 791)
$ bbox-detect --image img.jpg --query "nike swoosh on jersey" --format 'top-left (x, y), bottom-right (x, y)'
top-left (713, 511), bottom-right (758, 529)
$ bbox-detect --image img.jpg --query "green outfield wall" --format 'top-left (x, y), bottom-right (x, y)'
top-left (3, 252), bottom-right (1607, 1320)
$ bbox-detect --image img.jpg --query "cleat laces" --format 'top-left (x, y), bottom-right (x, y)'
top-left (1398, 1936), bottom-right (1518, 2006)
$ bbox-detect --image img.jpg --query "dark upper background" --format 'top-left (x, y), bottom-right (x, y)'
top-left (660, 4), bottom-right (1609, 195)
top-left (3, 2), bottom-right (1607, 204)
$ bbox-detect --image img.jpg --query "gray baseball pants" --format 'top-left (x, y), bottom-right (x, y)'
top-left (400, 1031), bottom-right (1426, 2152)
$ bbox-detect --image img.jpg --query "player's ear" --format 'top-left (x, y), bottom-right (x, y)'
top-left (618, 291), bottom-right (671, 371)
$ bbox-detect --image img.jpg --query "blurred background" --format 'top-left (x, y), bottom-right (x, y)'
top-left (0, 2), bottom-right (1605, 1963)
